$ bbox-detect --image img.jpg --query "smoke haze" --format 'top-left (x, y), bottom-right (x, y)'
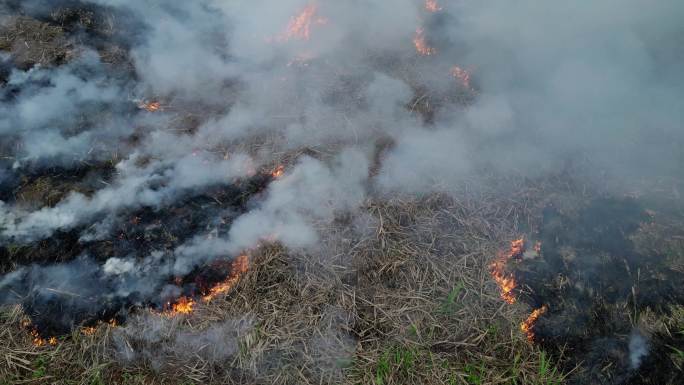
top-left (0, 0), bottom-right (682, 360)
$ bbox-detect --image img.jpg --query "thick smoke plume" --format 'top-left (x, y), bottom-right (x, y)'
top-left (0, 0), bottom-right (683, 359)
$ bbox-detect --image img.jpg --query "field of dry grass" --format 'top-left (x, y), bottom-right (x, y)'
top-left (2, 8), bottom-right (683, 385)
top-left (0, 177), bottom-right (575, 385)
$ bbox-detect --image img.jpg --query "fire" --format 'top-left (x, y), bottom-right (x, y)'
top-left (450, 66), bottom-right (472, 89)
top-left (521, 305), bottom-right (548, 342)
top-left (489, 238), bottom-right (524, 304)
top-left (279, 4), bottom-right (328, 42)
top-left (171, 296), bottom-right (195, 314)
top-left (166, 255), bottom-right (250, 315)
top-left (510, 238), bottom-right (525, 256)
top-left (271, 165), bottom-right (285, 178)
top-left (138, 100), bottom-right (162, 112)
top-left (203, 255), bottom-right (249, 302)
top-left (81, 319), bottom-right (117, 336)
top-left (413, 28), bottom-right (436, 56)
top-left (425, 0), bottom-right (442, 12)
top-left (22, 319), bottom-right (58, 347)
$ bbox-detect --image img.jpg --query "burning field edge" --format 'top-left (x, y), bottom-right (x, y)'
top-left (0, 175), bottom-right (582, 385)
top-left (5, 172), bottom-right (683, 385)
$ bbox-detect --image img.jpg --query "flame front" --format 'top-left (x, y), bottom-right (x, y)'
top-left (521, 305), bottom-right (548, 342)
top-left (413, 28), bottom-right (436, 56)
top-left (166, 255), bottom-right (250, 316)
top-left (489, 238), bottom-right (524, 304)
top-left (203, 255), bottom-right (249, 302)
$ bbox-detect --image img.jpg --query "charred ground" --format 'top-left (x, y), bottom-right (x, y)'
top-left (513, 198), bottom-right (684, 384)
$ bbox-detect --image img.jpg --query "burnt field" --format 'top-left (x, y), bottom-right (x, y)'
top-left (2, 1), bottom-right (684, 384)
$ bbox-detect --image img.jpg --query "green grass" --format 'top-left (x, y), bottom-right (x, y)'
top-left (537, 351), bottom-right (562, 385)
top-left (667, 345), bottom-right (684, 370)
top-left (463, 362), bottom-right (485, 385)
top-left (508, 353), bottom-right (522, 385)
top-left (440, 282), bottom-right (465, 314)
top-left (375, 346), bottom-right (419, 384)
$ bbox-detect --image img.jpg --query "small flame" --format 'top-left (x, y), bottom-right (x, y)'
top-left (138, 101), bottom-right (162, 112)
top-left (413, 28), bottom-right (436, 56)
top-left (521, 305), bottom-right (548, 342)
top-left (81, 319), bottom-right (118, 335)
top-left (425, 0), bottom-right (442, 12)
top-left (202, 255), bottom-right (249, 302)
top-left (22, 319), bottom-right (58, 347)
top-left (489, 238), bottom-right (524, 304)
top-left (170, 296), bottom-right (195, 314)
top-left (165, 255), bottom-right (249, 316)
top-left (271, 165), bottom-right (285, 178)
top-left (450, 66), bottom-right (472, 89)
top-left (279, 4), bottom-right (328, 42)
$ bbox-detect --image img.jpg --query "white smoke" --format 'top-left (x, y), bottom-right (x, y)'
top-left (629, 330), bottom-right (649, 370)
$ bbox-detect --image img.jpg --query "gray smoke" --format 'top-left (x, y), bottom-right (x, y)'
top-left (112, 312), bottom-right (253, 370)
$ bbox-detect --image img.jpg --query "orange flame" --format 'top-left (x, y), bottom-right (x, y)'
top-left (489, 238), bottom-right (524, 304)
top-left (425, 0), bottom-right (442, 12)
top-left (521, 305), bottom-right (548, 342)
top-left (170, 296), bottom-right (195, 314)
top-left (81, 319), bottom-right (118, 336)
top-left (271, 165), bottom-right (285, 178)
top-left (450, 66), bottom-right (472, 89)
top-left (203, 255), bottom-right (249, 302)
top-left (280, 4), bottom-right (328, 42)
top-left (22, 319), bottom-right (58, 347)
top-left (413, 28), bottom-right (436, 56)
top-left (165, 255), bottom-right (250, 316)
top-left (138, 101), bottom-right (162, 112)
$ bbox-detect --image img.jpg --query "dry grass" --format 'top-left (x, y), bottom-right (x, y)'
top-left (0, 17), bottom-right (72, 69)
top-left (0, 179), bottom-right (574, 385)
